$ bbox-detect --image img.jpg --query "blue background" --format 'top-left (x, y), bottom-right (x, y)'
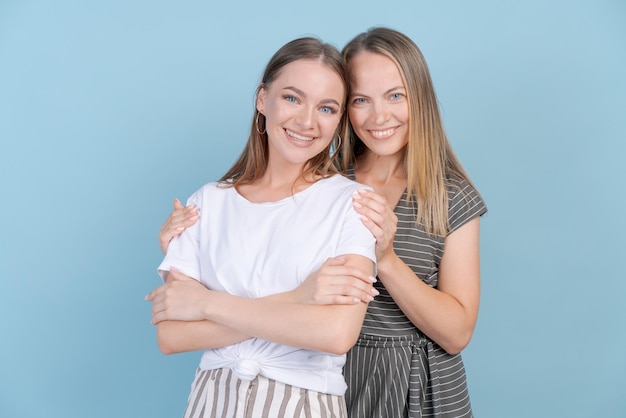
top-left (1, 1), bottom-right (625, 417)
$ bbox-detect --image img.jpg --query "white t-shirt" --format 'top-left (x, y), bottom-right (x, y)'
top-left (157, 174), bottom-right (376, 395)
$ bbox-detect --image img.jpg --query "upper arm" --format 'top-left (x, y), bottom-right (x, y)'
top-left (157, 193), bottom-right (204, 281)
top-left (325, 253), bottom-right (373, 349)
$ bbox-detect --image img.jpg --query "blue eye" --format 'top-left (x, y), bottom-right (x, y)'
top-left (320, 106), bottom-right (336, 114)
top-left (352, 97), bottom-right (366, 105)
top-left (390, 93), bottom-right (403, 100)
top-left (284, 95), bottom-right (298, 103)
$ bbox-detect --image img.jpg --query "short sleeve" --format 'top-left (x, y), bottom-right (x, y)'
top-left (156, 190), bottom-right (204, 281)
top-left (447, 177), bottom-right (487, 234)
top-left (335, 185), bottom-right (377, 264)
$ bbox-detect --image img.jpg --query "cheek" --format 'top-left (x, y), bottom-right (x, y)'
top-left (348, 108), bottom-right (364, 126)
top-left (399, 105), bottom-right (410, 124)
top-left (322, 114), bottom-right (342, 133)
top-left (264, 103), bottom-right (287, 127)
top-left (348, 109), bottom-right (369, 134)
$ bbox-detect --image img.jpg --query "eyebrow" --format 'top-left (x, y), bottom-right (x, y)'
top-left (284, 86), bottom-right (341, 107)
top-left (350, 86), bottom-right (405, 97)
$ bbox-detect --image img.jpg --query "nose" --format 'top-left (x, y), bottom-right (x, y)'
top-left (373, 100), bottom-right (391, 125)
top-left (296, 105), bottom-right (316, 129)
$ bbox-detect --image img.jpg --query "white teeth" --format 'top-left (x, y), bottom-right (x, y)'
top-left (286, 129), bottom-right (314, 142)
top-left (371, 128), bottom-right (395, 138)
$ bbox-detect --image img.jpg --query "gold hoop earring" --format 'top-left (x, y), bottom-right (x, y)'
top-left (255, 113), bottom-right (266, 135)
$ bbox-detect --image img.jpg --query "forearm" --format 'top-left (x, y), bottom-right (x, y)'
top-left (155, 289), bottom-right (355, 355)
top-left (154, 287), bottom-right (312, 355)
top-left (156, 320), bottom-right (251, 355)
top-left (377, 254), bottom-right (477, 354)
top-left (153, 256), bottom-right (373, 355)
top-left (201, 292), bottom-right (367, 355)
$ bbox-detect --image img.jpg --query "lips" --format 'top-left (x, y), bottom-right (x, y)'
top-left (369, 127), bottom-right (396, 139)
top-left (285, 128), bottom-right (315, 142)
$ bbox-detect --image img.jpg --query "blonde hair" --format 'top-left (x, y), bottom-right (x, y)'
top-left (220, 37), bottom-right (348, 187)
top-left (341, 27), bottom-right (473, 237)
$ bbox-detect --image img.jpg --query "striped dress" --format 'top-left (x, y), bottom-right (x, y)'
top-left (344, 171), bottom-right (487, 418)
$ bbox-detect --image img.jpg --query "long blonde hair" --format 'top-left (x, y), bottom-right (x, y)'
top-left (220, 37), bottom-right (348, 186)
top-left (341, 27), bottom-right (473, 237)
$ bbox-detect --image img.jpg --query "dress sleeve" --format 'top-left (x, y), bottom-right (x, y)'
top-left (156, 189), bottom-right (204, 281)
top-left (447, 177), bottom-right (487, 235)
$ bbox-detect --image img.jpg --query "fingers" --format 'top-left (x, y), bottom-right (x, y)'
top-left (169, 199), bottom-right (198, 231)
top-left (159, 200), bottom-right (200, 253)
top-left (338, 280), bottom-right (379, 302)
top-left (145, 284), bottom-right (165, 323)
top-left (316, 294), bottom-right (368, 305)
top-left (145, 272), bottom-right (199, 324)
top-left (352, 189), bottom-right (387, 222)
top-left (145, 288), bottom-right (157, 302)
top-left (170, 205), bottom-right (199, 230)
top-left (353, 188), bottom-right (387, 210)
top-left (318, 265), bottom-right (379, 303)
top-left (173, 197), bottom-right (184, 210)
top-left (352, 189), bottom-right (398, 244)
top-left (180, 205), bottom-right (200, 227)
top-left (319, 279), bottom-right (380, 304)
top-left (319, 262), bottom-right (375, 285)
top-left (145, 278), bottom-right (168, 302)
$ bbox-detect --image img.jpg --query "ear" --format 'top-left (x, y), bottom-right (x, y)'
top-left (256, 83), bottom-right (266, 113)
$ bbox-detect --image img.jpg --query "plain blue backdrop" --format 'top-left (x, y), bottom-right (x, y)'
top-left (1, 1), bottom-right (625, 417)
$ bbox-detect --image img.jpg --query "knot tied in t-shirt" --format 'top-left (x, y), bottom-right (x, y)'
top-left (233, 358), bottom-right (262, 381)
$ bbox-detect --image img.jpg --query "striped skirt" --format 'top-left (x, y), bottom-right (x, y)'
top-left (183, 368), bottom-right (348, 418)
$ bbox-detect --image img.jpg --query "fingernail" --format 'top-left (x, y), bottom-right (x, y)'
top-left (354, 201), bottom-right (362, 208)
top-left (368, 276), bottom-right (377, 283)
top-left (367, 295), bottom-right (374, 301)
top-left (352, 191), bottom-right (361, 199)
top-left (371, 288), bottom-right (380, 296)
top-left (353, 298), bottom-right (360, 304)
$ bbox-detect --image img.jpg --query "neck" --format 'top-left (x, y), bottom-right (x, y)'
top-left (238, 159), bottom-right (321, 203)
top-left (356, 150), bottom-right (406, 184)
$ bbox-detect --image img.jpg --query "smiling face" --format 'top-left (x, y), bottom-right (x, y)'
top-left (256, 59), bottom-right (345, 169)
top-left (348, 51), bottom-right (410, 159)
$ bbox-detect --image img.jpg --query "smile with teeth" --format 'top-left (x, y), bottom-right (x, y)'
top-left (370, 127), bottom-right (396, 138)
top-left (285, 128), bottom-right (315, 142)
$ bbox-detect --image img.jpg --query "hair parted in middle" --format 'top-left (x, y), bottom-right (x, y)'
top-left (220, 37), bottom-right (349, 186)
top-left (340, 27), bottom-right (473, 237)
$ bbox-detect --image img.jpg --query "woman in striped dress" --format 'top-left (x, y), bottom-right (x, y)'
top-left (335, 27), bottom-right (487, 417)
top-left (160, 27), bottom-right (487, 418)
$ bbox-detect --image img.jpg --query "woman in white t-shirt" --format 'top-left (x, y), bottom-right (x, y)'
top-left (146, 37), bottom-right (376, 418)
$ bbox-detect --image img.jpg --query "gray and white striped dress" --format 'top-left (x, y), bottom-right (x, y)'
top-left (344, 172), bottom-right (487, 418)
